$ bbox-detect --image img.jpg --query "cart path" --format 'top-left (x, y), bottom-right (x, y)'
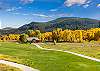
top-left (34, 43), bottom-right (100, 62)
top-left (0, 60), bottom-right (39, 71)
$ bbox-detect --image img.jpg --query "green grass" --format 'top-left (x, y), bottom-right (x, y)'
top-left (39, 42), bottom-right (100, 59)
top-left (0, 42), bottom-right (100, 71)
top-left (0, 64), bottom-right (21, 71)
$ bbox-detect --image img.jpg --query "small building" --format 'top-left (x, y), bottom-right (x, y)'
top-left (27, 37), bottom-right (41, 43)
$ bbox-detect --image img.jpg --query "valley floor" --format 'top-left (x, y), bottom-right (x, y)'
top-left (39, 42), bottom-right (100, 59)
top-left (0, 42), bottom-right (100, 71)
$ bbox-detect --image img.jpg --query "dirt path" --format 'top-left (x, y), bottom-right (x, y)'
top-left (34, 43), bottom-right (100, 62)
top-left (0, 60), bottom-right (39, 71)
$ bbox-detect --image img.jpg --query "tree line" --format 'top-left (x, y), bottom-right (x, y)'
top-left (0, 28), bottom-right (100, 43)
top-left (41, 28), bottom-right (100, 43)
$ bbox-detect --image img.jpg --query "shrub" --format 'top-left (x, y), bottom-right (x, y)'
top-left (19, 34), bottom-right (28, 43)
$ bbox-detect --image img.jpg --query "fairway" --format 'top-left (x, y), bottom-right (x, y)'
top-left (0, 42), bottom-right (100, 71)
top-left (39, 42), bottom-right (100, 59)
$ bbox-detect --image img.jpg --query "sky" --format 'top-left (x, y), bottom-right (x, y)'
top-left (0, 0), bottom-right (100, 28)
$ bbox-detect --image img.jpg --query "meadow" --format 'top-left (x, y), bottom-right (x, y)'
top-left (0, 42), bottom-right (100, 71)
top-left (39, 42), bottom-right (100, 59)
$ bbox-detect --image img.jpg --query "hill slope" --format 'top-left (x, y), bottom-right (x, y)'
top-left (18, 17), bottom-right (100, 32)
top-left (0, 17), bottom-right (100, 34)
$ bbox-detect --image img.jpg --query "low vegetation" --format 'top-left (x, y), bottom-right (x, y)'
top-left (0, 64), bottom-right (21, 71)
top-left (0, 42), bottom-right (100, 71)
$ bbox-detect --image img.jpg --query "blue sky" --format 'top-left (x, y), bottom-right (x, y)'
top-left (0, 0), bottom-right (100, 28)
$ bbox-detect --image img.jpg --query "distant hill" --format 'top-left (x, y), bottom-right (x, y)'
top-left (0, 28), bottom-right (19, 35)
top-left (2, 27), bottom-right (16, 30)
top-left (18, 22), bottom-right (50, 32)
top-left (0, 17), bottom-right (100, 35)
top-left (18, 17), bottom-right (100, 32)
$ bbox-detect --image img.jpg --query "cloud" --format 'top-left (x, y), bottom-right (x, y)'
top-left (17, 7), bottom-right (22, 9)
top-left (83, 4), bottom-right (89, 8)
top-left (20, 0), bottom-right (34, 4)
top-left (13, 13), bottom-right (29, 16)
top-left (57, 13), bottom-right (73, 17)
top-left (64, 0), bottom-right (90, 7)
top-left (50, 13), bottom-right (73, 18)
top-left (97, 4), bottom-right (100, 7)
top-left (22, 14), bottom-right (29, 15)
top-left (6, 7), bottom-right (22, 12)
top-left (13, 13), bottom-right (20, 15)
top-left (6, 8), bottom-right (15, 12)
top-left (32, 14), bottom-right (51, 18)
top-left (12, 13), bottom-right (30, 16)
top-left (49, 9), bottom-right (58, 12)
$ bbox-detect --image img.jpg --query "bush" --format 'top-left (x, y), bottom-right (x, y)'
top-left (19, 34), bottom-right (28, 43)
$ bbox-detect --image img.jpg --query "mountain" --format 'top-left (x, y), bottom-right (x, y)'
top-left (2, 27), bottom-right (16, 30)
top-left (0, 17), bottom-right (100, 35)
top-left (0, 27), bottom-right (20, 35)
top-left (18, 22), bottom-right (50, 32)
top-left (18, 17), bottom-right (100, 32)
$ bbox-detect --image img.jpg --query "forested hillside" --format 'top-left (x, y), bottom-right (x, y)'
top-left (0, 17), bottom-right (100, 35)
top-left (18, 17), bottom-right (100, 32)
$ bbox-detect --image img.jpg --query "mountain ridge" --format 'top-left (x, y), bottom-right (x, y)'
top-left (0, 17), bottom-right (100, 35)
top-left (18, 17), bottom-right (100, 31)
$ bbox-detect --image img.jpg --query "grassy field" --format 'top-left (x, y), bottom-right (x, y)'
top-left (0, 64), bottom-right (21, 71)
top-left (39, 42), bottom-right (100, 59)
top-left (0, 42), bottom-right (100, 71)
